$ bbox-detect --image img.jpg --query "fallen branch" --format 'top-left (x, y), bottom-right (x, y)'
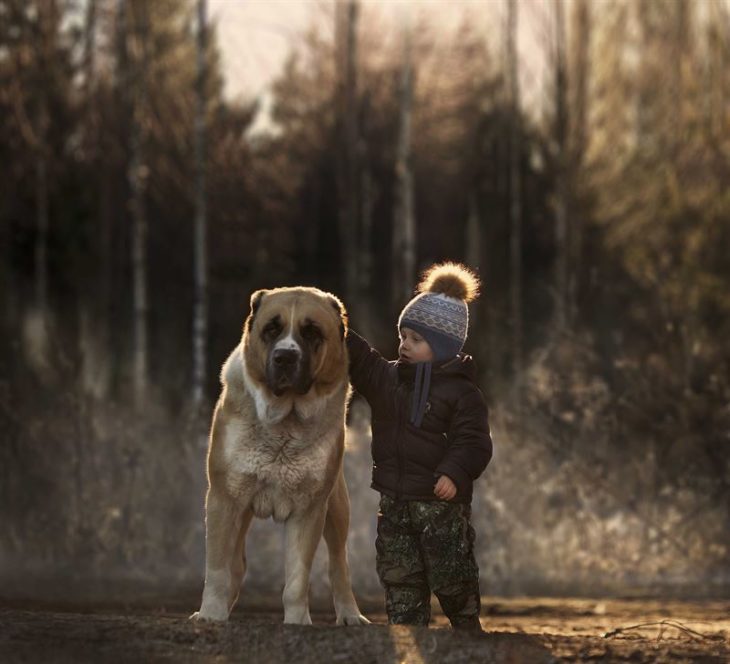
top-left (603, 620), bottom-right (707, 641)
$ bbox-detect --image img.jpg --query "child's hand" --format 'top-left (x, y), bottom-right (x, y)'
top-left (434, 475), bottom-right (457, 501)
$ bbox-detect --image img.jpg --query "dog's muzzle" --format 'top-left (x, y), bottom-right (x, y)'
top-left (267, 348), bottom-right (312, 396)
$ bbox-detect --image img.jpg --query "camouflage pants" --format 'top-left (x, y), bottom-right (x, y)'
top-left (375, 494), bottom-right (481, 629)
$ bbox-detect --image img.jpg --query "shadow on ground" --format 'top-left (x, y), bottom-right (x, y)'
top-left (1, 596), bottom-right (729, 663)
top-left (0, 608), bottom-right (550, 664)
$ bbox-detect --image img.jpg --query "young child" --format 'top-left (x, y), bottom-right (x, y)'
top-left (346, 262), bottom-right (492, 631)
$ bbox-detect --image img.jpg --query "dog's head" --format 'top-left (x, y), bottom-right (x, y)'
top-left (242, 287), bottom-right (348, 398)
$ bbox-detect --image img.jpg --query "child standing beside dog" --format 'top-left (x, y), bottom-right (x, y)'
top-left (346, 261), bottom-right (492, 631)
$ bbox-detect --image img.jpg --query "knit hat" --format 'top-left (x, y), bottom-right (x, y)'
top-left (398, 262), bottom-right (481, 429)
top-left (398, 262), bottom-right (480, 362)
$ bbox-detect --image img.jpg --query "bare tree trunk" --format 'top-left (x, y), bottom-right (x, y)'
top-left (192, 0), bottom-right (208, 412)
top-left (635, 0), bottom-right (653, 146)
top-left (672, 0), bottom-right (688, 157)
top-left (706, 0), bottom-right (726, 140)
top-left (465, 192), bottom-right (483, 357)
top-left (358, 130), bottom-right (377, 340)
top-left (80, 0), bottom-right (112, 398)
top-left (672, 0), bottom-right (695, 394)
top-left (120, 0), bottom-right (150, 407)
top-left (0, 204), bottom-right (14, 328)
top-left (568, 0), bottom-right (590, 324)
top-left (30, 4), bottom-right (55, 368)
top-left (34, 132), bottom-right (49, 325)
top-left (73, 0), bottom-right (100, 556)
top-left (357, 90), bottom-right (373, 304)
top-left (335, 1), bottom-right (360, 307)
top-left (465, 193), bottom-right (481, 277)
top-left (506, 0), bottom-right (523, 399)
top-left (82, 0), bottom-right (97, 86)
top-left (360, 166), bottom-right (374, 296)
top-left (392, 12), bottom-right (416, 312)
top-left (553, 0), bottom-right (569, 330)
top-left (130, 129), bottom-right (148, 406)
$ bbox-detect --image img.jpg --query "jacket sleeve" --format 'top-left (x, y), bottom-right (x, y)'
top-left (435, 386), bottom-right (493, 496)
top-left (346, 329), bottom-right (391, 405)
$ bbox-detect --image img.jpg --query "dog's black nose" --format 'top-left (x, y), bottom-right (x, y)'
top-left (272, 348), bottom-right (299, 367)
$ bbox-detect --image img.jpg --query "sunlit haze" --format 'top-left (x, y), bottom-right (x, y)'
top-left (211, 0), bottom-right (549, 115)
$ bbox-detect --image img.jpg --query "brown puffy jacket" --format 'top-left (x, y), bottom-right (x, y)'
top-left (347, 329), bottom-right (493, 503)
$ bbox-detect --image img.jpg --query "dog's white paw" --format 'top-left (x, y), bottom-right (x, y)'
top-left (189, 608), bottom-right (228, 623)
top-left (336, 610), bottom-right (371, 626)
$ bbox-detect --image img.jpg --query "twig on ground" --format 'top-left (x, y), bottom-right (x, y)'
top-left (603, 620), bottom-right (707, 642)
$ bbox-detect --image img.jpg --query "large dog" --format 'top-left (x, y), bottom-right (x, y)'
top-left (190, 287), bottom-right (368, 625)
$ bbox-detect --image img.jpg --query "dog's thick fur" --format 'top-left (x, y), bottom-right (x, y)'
top-left (190, 287), bottom-right (368, 625)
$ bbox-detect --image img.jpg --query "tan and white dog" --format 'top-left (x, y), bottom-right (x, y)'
top-left (190, 287), bottom-right (368, 625)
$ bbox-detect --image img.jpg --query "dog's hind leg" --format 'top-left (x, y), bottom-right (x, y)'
top-left (229, 507), bottom-right (254, 613)
top-left (323, 472), bottom-right (370, 625)
top-left (282, 504), bottom-right (327, 625)
top-left (191, 483), bottom-right (248, 622)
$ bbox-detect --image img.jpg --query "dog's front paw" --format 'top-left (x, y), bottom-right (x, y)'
top-left (189, 608), bottom-right (228, 623)
top-left (336, 610), bottom-right (371, 626)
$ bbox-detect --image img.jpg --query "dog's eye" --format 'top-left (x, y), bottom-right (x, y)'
top-left (300, 323), bottom-right (323, 345)
top-left (261, 319), bottom-right (282, 341)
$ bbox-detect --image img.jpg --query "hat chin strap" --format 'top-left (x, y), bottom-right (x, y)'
top-left (410, 361), bottom-right (432, 428)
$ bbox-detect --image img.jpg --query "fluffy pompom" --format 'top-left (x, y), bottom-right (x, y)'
top-left (415, 262), bottom-right (480, 303)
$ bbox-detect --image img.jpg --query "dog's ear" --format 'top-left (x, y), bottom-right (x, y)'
top-left (251, 289), bottom-right (268, 315)
top-left (245, 289), bottom-right (269, 333)
top-left (327, 294), bottom-right (348, 340)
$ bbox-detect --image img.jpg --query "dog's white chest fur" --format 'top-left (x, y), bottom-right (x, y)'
top-left (222, 418), bottom-right (334, 521)
top-left (217, 345), bottom-right (342, 522)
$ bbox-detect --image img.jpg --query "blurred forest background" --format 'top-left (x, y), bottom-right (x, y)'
top-left (1, 0), bottom-right (728, 607)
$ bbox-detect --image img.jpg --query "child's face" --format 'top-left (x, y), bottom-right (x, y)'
top-left (398, 327), bottom-right (434, 363)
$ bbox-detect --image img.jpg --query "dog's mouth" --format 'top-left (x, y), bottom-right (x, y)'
top-left (270, 377), bottom-right (314, 397)
top-left (270, 377), bottom-right (293, 397)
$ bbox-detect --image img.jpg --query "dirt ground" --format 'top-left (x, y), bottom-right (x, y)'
top-left (1, 596), bottom-right (728, 663)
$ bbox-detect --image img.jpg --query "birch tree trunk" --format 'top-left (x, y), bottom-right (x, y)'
top-left (672, 0), bottom-right (688, 159)
top-left (706, 0), bottom-right (726, 141)
top-left (553, 0), bottom-right (569, 330)
top-left (506, 0), bottom-right (523, 398)
top-left (30, 2), bottom-right (55, 368)
top-left (360, 164), bottom-right (374, 297)
top-left (465, 192), bottom-right (483, 359)
top-left (192, 0), bottom-right (208, 411)
top-left (392, 13), bottom-right (415, 311)
top-left (335, 1), bottom-right (360, 307)
top-left (34, 123), bottom-right (49, 330)
top-left (80, 0), bottom-right (112, 397)
top-left (130, 115), bottom-right (148, 407)
top-left (119, 0), bottom-right (149, 407)
top-left (358, 122), bottom-right (376, 340)
top-left (465, 193), bottom-right (481, 279)
top-left (568, 0), bottom-right (590, 324)
top-left (635, 1), bottom-right (653, 146)
top-left (358, 90), bottom-right (373, 295)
